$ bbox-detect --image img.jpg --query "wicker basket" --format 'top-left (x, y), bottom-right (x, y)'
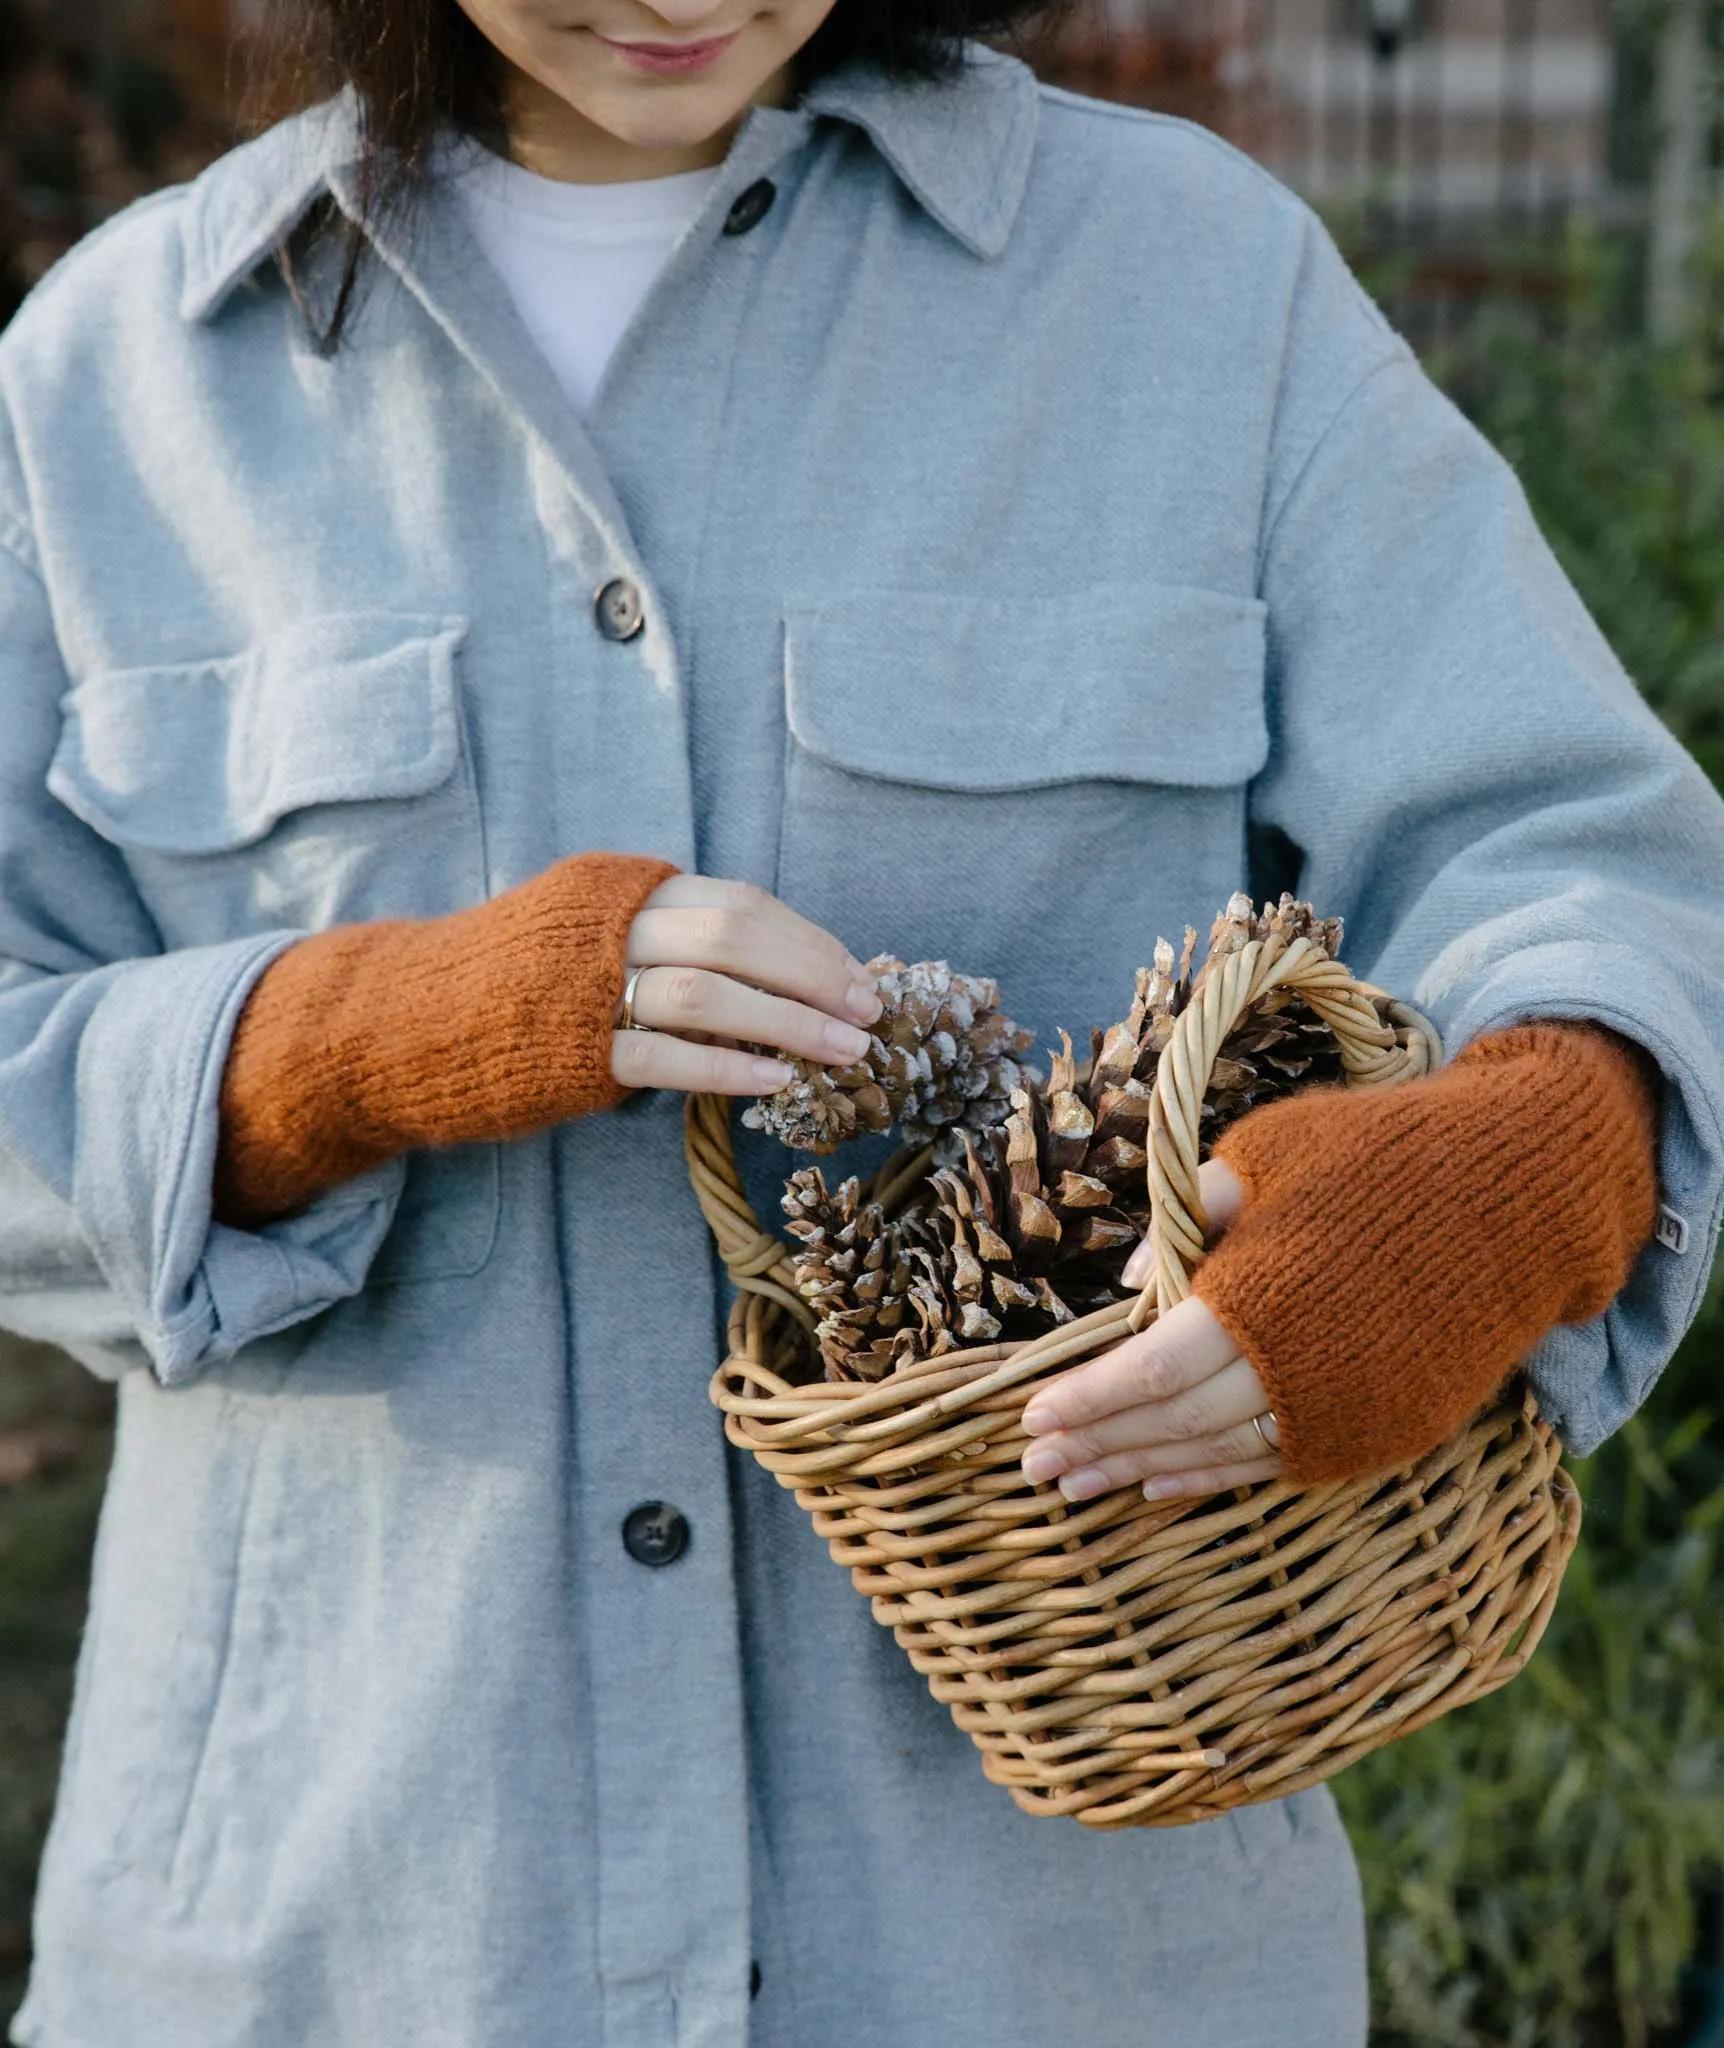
top-left (689, 934), bottom-right (1582, 1829)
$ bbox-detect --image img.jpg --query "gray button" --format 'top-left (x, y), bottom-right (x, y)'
top-left (595, 578), bottom-right (645, 642)
top-left (723, 179), bottom-right (776, 237)
top-left (622, 1501), bottom-right (689, 1567)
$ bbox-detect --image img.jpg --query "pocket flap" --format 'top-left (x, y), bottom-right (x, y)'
top-left (48, 613), bottom-right (469, 854)
top-left (784, 583), bottom-right (1268, 791)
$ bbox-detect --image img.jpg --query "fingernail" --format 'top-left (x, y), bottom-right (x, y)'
top-left (1059, 1468), bottom-right (1108, 1502)
top-left (1143, 1476), bottom-right (1186, 1501)
top-left (752, 1058), bottom-right (794, 1090)
top-left (846, 980), bottom-right (884, 1023)
top-left (1021, 1441), bottom-right (1067, 1485)
top-left (1021, 1400), bottom-right (1057, 1436)
top-left (844, 954), bottom-right (871, 980)
top-left (825, 1020), bottom-right (873, 1062)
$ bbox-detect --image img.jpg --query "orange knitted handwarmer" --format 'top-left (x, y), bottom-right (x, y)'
top-left (213, 851), bottom-right (678, 1229)
top-left (1192, 1021), bottom-right (1660, 1485)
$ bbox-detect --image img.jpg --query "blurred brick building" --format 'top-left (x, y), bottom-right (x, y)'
top-left (1031, 0), bottom-right (1690, 338)
top-left (1038, 1), bottom-right (1618, 230)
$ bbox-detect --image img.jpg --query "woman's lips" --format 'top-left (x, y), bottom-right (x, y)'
top-left (599, 29), bottom-right (743, 75)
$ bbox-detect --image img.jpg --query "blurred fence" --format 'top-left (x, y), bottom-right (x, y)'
top-left (1028, 0), bottom-right (1722, 342)
top-left (1044, 0), bottom-right (1618, 223)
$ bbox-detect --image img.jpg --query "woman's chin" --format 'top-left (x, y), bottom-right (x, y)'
top-left (533, 77), bottom-right (763, 163)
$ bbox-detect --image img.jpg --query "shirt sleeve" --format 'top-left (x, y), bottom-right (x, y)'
top-left (0, 531), bottom-right (406, 1387)
top-left (1250, 297), bottom-right (1724, 1456)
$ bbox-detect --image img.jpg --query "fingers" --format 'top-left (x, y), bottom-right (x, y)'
top-left (629, 878), bottom-right (882, 1027)
top-left (1020, 1356), bottom-right (1269, 1484)
top-left (1021, 1357), bottom-right (1276, 1501)
top-left (1141, 1457), bottom-right (1282, 1502)
top-left (622, 965), bottom-right (875, 1068)
top-left (1200, 1156), bottom-right (1248, 1235)
top-left (642, 875), bottom-right (869, 974)
top-left (1047, 1439), bottom-right (1281, 1503)
top-left (1023, 1398), bottom-right (1281, 1503)
top-left (1021, 1294), bottom-right (1238, 1436)
top-left (1121, 1157), bottom-right (1247, 1289)
top-left (1018, 1296), bottom-right (1279, 1503)
top-left (610, 1027), bottom-right (793, 1098)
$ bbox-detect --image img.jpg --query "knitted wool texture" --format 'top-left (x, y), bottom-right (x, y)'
top-left (1193, 1020), bottom-right (1660, 1484)
top-left (214, 851), bottom-right (677, 1228)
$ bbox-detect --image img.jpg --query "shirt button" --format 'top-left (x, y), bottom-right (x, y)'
top-left (595, 578), bottom-right (645, 642)
top-left (622, 1501), bottom-right (690, 1567)
top-left (723, 179), bottom-right (776, 237)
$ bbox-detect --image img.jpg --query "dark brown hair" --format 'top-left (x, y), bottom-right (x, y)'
top-left (264, 0), bottom-right (1069, 348)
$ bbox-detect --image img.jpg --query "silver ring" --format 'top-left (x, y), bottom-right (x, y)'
top-left (1250, 1410), bottom-right (1281, 1458)
top-left (617, 965), bottom-right (649, 1032)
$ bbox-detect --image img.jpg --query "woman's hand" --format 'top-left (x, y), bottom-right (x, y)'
top-left (1018, 1020), bottom-right (1660, 1500)
top-left (1018, 1157), bottom-right (1286, 1503)
top-left (610, 875), bottom-right (884, 1099)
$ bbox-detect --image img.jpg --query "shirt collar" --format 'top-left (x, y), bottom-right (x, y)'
top-left (800, 45), bottom-right (1039, 260)
top-left (179, 45), bottom-right (1039, 323)
top-left (179, 94), bottom-right (360, 324)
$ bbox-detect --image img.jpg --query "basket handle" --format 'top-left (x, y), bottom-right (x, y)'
top-left (684, 1091), bottom-right (817, 1330)
top-left (1133, 935), bottom-right (1442, 1332)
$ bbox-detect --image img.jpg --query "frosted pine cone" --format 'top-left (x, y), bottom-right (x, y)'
top-left (743, 956), bottom-right (1038, 1154)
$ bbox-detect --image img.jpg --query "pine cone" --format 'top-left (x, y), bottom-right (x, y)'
top-left (779, 896), bottom-right (1394, 1382)
top-left (783, 1165), bottom-right (968, 1380)
top-left (743, 956), bottom-right (1037, 1154)
top-left (787, 1039), bottom-right (1150, 1381)
top-left (927, 1035), bottom-right (1147, 1326)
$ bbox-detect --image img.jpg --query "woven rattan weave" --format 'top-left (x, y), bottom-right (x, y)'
top-left (690, 934), bottom-right (1582, 1828)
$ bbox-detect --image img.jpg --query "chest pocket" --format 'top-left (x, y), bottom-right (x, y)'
top-left (48, 612), bottom-right (483, 937)
top-left (47, 611), bottom-right (497, 1286)
top-left (776, 582), bottom-right (1270, 1037)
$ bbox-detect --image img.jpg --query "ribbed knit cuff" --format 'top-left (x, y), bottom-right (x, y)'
top-left (1192, 1021), bottom-right (1659, 1483)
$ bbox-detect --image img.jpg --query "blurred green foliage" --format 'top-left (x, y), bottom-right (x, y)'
top-left (1426, 213), bottom-right (1724, 759)
top-left (1334, 215), bottom-right (1724, 2048)
top-left (1337, 1292), bottom-right (1724, 2047)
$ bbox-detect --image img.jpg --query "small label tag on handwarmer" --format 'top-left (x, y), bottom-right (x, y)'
top-left (1656, 1205), bottom-right (1690, 1255)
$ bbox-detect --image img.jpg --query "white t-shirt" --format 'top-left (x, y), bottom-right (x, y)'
top-left (445, 147), bottom-right (721, 418)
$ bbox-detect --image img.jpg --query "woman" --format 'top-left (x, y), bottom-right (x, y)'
top-left (2, 2), bottom-right (1720, 2043)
